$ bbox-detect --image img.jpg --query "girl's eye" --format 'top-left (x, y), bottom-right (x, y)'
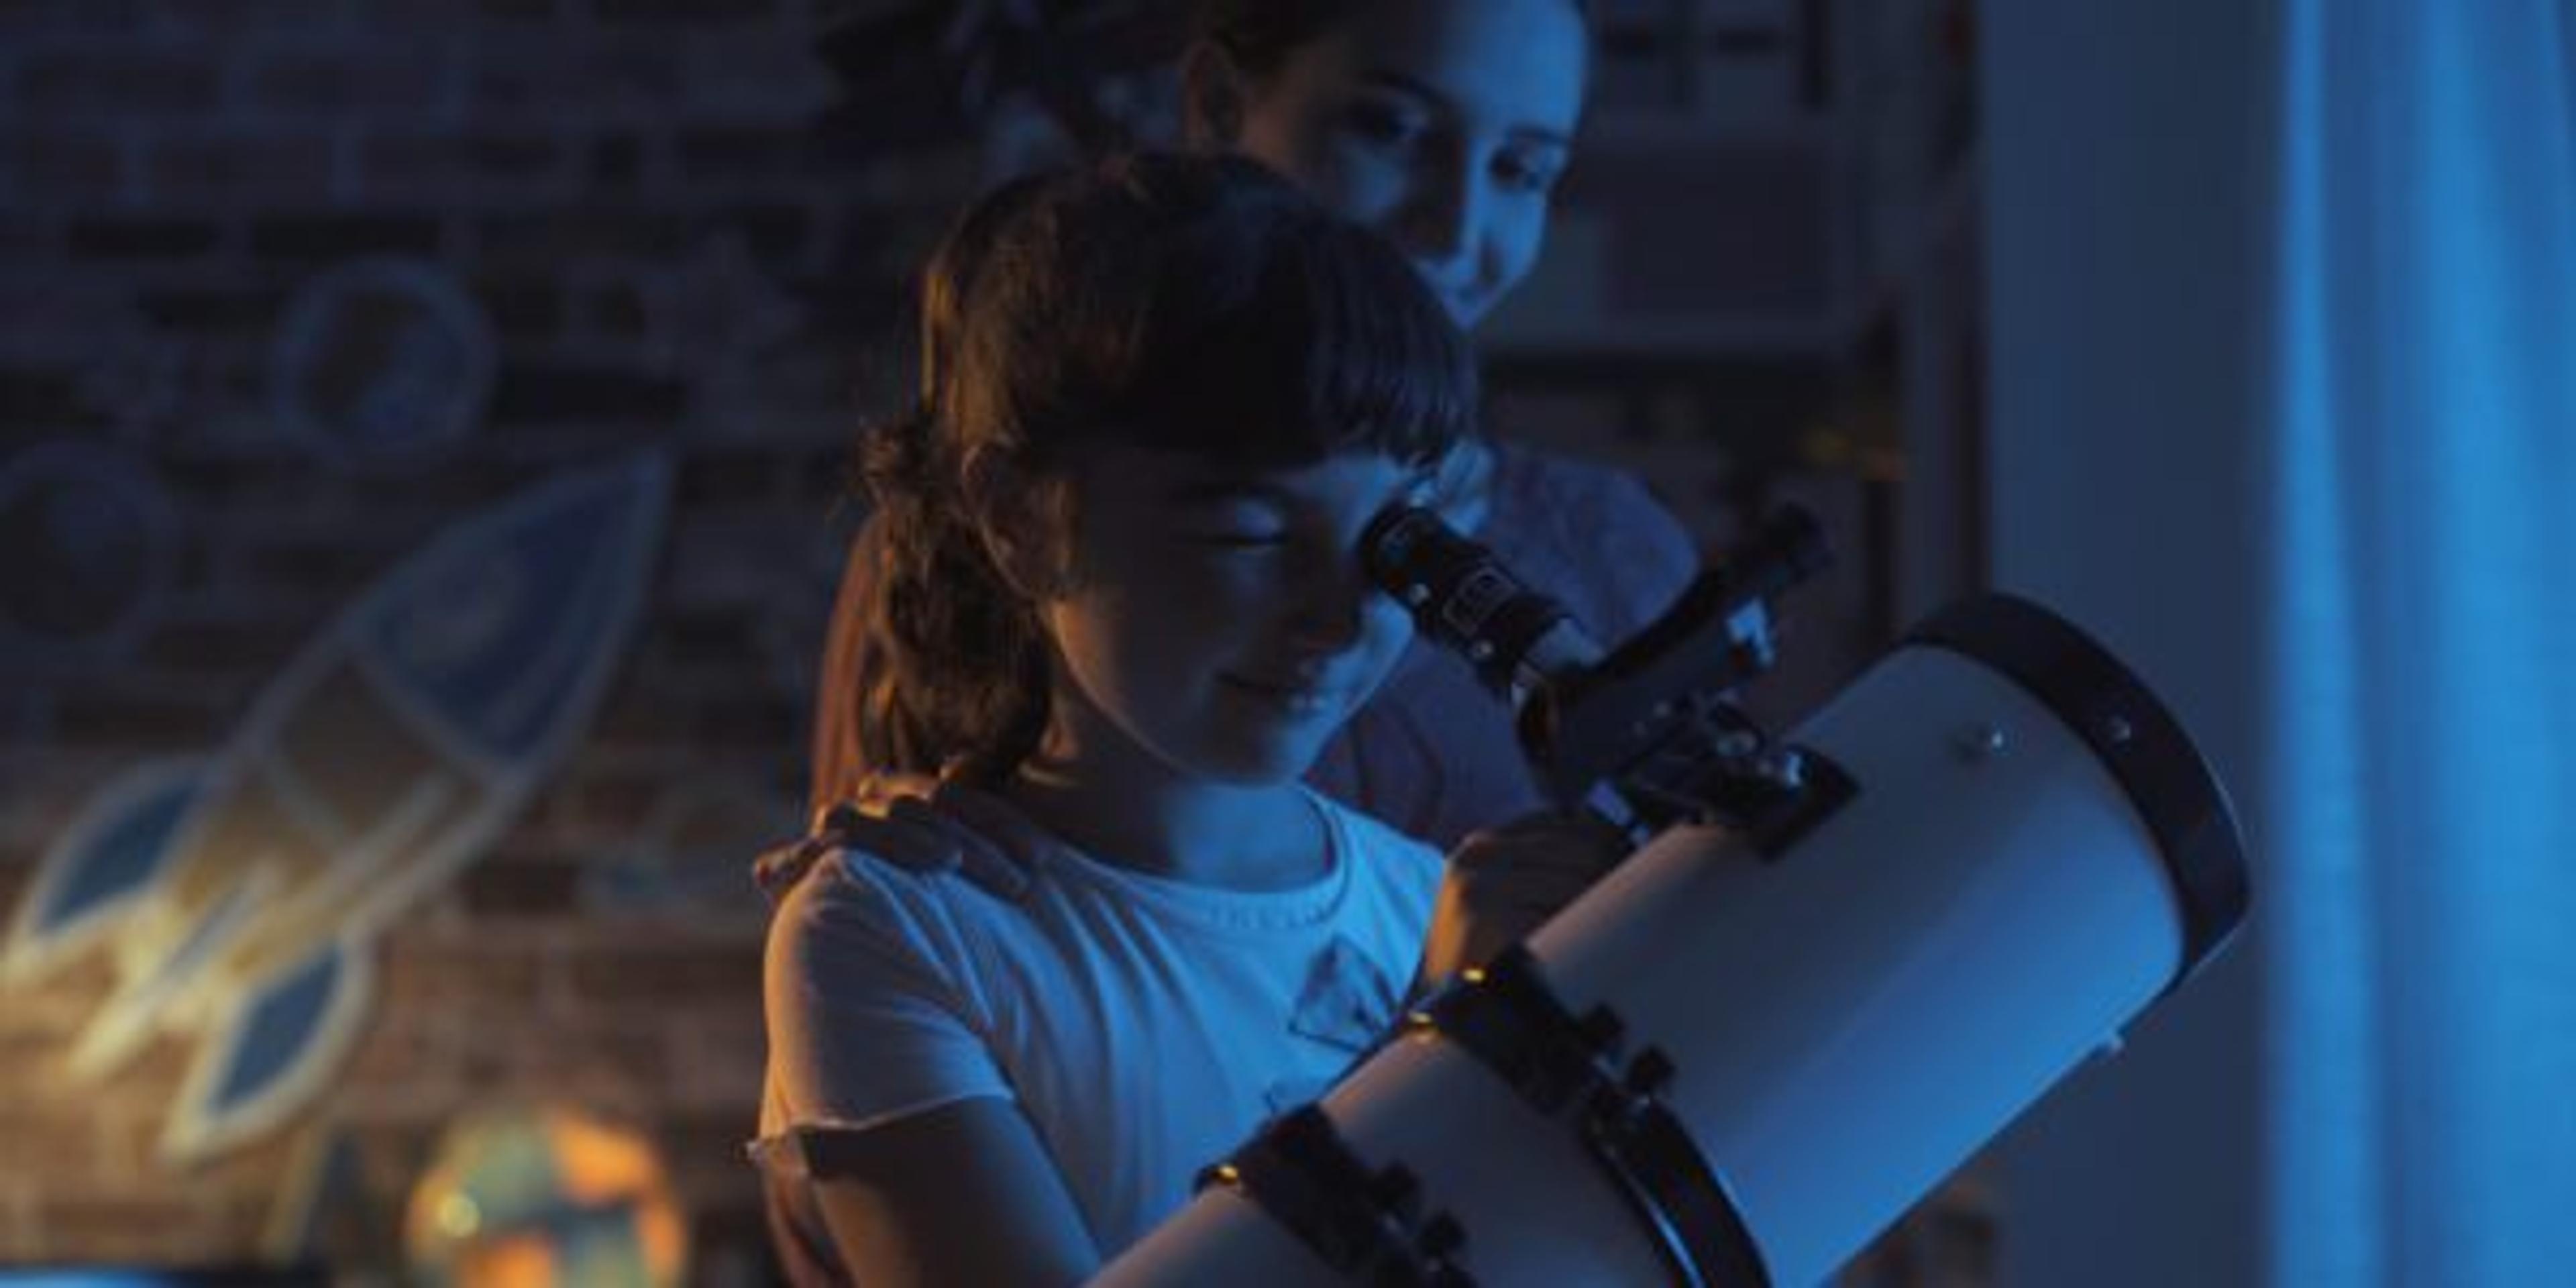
top-left (1189, 531), bottom-right (1288, 550)
top-left (1493, 150), bottom-right (1565, 196)
top-left (1341, 99), bottom-right (1428, 148)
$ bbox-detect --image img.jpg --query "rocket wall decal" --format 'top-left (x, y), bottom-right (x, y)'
top-left (3, 454), bottom-right (674, 1165)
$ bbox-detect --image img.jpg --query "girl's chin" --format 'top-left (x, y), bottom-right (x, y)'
top-left (1175, 725), bottom-right (1338, 788)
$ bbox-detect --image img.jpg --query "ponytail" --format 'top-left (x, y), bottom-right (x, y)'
top-left (812, 174), bottom-right (1057, 806)
top-left (843, 402), bottom-right (1055, 786)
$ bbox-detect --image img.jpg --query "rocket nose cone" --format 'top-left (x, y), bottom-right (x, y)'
top-left (366, 453), bottom-right (673, 761)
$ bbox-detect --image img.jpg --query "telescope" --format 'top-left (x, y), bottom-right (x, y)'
top-left (1093, 505), bottom-right (2251, 1287)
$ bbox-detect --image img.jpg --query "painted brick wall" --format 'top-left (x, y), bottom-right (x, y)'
top-left (0, 1), bottom-right (973, 1279)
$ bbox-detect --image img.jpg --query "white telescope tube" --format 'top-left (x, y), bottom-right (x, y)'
top-left (1093, 594), bottom-right (2249, 1287)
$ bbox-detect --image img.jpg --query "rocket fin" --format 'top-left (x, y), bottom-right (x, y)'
top-left (2, 759), bottom-right (203, 986)
top-left (63, 875), bottom-right (264, 1082)
top-left (164, 937), bottom-right (376, 1165)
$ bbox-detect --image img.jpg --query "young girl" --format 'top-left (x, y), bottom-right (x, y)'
top-left (808, 0), bottom-right (1703, 851)
top-left (757, 152), bottom-right (1491, 1285)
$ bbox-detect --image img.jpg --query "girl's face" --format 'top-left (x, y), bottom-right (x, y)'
top-left (1224, 0), bottom-right (1587, 329)
top-left (1032, 444), bottom-right (1434, 788)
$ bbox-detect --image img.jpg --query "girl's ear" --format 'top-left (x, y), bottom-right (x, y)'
top-left (960, 445), bottom-right (1069, 599)
top-left (1179, 42), bottom-right (1252, 148)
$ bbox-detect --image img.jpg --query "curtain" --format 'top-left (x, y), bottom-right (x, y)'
top-left (2264, 0), bottom-right (2576, 1283)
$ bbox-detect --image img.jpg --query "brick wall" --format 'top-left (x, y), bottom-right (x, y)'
top-left (0, 1), bottom-right (979, 1279)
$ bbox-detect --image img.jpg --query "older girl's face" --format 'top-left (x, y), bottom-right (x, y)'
top-left (1224, 0), bottom-right (1587, 329)
top-left (1034, 445), bottom-right (1434, 788)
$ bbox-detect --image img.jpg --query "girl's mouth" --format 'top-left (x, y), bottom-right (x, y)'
top-left (1220, 673), bottom-right (1341, 716)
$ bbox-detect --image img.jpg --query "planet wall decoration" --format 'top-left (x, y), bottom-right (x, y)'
top-left (270, 258), bottom-right (496, 470)
top-left (0, 439), bottom-right (181, 672)
top-left (403, 1102), bottom-right (690, 1288)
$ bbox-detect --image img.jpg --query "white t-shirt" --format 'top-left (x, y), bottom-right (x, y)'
top-left (755, 787), bottom-right (1442, 1275)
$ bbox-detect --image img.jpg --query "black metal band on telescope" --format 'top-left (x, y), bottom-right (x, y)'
top-left (1411, 947), bottom-right (1772, 1288)
top-left (1198, 1104), bottom-right (1474, 1287)
top-left (1362, 504), bottom-right (1582, 700)
top-left (1904, 593), bottom-right (2251, 995)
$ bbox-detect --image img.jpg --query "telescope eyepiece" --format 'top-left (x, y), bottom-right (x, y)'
top-left (1361, 504), bottom-right (1603, 708)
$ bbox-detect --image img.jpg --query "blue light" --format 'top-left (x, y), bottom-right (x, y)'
top-left (2265, 0), bottom-right (2576, 1281)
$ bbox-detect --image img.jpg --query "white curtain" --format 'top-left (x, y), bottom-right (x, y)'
top-left (2265, 0), bottom-right (2576, 1282)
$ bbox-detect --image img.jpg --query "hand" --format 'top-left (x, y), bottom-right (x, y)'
top-left (1412, 810), bottom-right (1630, 996)
top-left (753, 769), bottom-right (1044, 903)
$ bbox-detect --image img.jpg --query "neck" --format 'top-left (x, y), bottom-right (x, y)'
top-left (1005, 753), bottom-right (1325, 892)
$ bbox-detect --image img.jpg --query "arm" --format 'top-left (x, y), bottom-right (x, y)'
top-left (800, 1098), bottom-right (1101, 1287)
top-left (763, 855), bottom-right (1075, 1281)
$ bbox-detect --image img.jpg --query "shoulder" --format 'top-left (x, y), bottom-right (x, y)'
top-left (767, 786), bottom-right (1056, 947)
top-left (1483, 443), bottom-right (1701, 637)
top-left (774, 830), bottom-right (955, 932)
top-left (1486, 441), bottom-right (1695, 555)
top-left (766, 838), bottom-right (1010, 1004)
top-left (760, 848), bottom-right (1027, 1166)
top-left (1481, 439), bottom-right (1640, 502)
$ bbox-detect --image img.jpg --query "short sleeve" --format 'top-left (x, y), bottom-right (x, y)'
top-left (761, 855), bottom-right (1014, 1140)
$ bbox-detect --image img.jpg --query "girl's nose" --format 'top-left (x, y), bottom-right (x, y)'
top-left (1281, 542), bottom-right (1375, 653)
top-left (1397, 150), bottom-right (1482, 274)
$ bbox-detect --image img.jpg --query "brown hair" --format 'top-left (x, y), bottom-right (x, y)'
top-left (1193, 0), bottom-right (1591, 80)
top-left (815, 152), bottom-right (1479, 801)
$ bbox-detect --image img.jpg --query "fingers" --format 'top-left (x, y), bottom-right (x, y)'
top-left (757, 802), bottom-right (954, 901)
top-left (816, 771), bottom-right (1039, 901)
top-left (1448, 812), bottom-right (1629, 882)
top-left (1468, 808), bottom-right (1631, 851)
top-left (922, 781), bottom-right (1043, 900)
top-left (1439, 869), bottom-right (1596, 931)
top-left (825, 804), bottom-right (971, 876)
top-left (1415, 809), bottom-right (1633, 985)
top-left (853, 769), bottom-right (940, 813)
top-left (769, 777), bottom-right (1046, 905)
top-left (882, 794), bottom-right (1032, 902)
top-left (751, 832), bottom-right (835, 904)
top-left (760, 795), bottom-right (979, 895)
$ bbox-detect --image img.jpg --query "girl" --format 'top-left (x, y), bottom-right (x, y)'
top-left (757, 152), bottom-right (1489, 1285)
top-left (809, 0), bottom-right (1702, 851)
